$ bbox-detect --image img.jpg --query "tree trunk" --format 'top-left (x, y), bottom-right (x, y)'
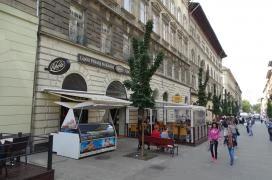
top-left (138, 108), bottom-right (145, 157)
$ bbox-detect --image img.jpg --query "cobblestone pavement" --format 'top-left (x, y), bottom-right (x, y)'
top-left (29, 122), bottom-right (272, 180)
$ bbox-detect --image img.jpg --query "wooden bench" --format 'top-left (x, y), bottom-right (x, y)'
top-left (138, 136), bottom-right (178, 156)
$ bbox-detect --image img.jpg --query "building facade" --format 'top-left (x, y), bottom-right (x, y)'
top-left (32, 0), bottom-right (194, 136)
top-left (261, 70), bottom-right (272, 116)
top-left (0, 0), bottom-right (38, 133)
top-left (222, 66), bottom-right (242, 108)
top-left (188, 2), bottom-right (226, 121)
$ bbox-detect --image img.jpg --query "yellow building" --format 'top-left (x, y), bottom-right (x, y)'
top-left (0, 1), bottom-right (38, 133)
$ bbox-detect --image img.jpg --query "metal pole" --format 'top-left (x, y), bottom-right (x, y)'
top-left (47, 135), bottom-right (53, 170)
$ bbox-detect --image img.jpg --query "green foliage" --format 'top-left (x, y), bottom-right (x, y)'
top-left (242, 100), bottom-right (251, 113)
top-left (197, 61), bottom-right (211, 107)
top-left (232, 101), bottom-right (240, 116)
top-left (267, 100), bottom-right (272, 118)
top-left (123, 20), bottom-right (164, 111)
top-left (252, 103), bottom-right (261, 113)
top-left (211, 84), bottom-right (221, 116)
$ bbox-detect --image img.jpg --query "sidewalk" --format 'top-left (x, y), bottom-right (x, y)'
top-left (28, 137), bottom-right (186, 180)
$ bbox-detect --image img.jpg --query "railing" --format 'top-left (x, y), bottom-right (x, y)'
top-left (0, 132), bottom-right (53, 173)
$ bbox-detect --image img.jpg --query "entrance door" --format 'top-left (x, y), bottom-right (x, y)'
top-left (106, 81), bottom-right (127, 136)
top-left (110, 109), bottom-right (119, 135)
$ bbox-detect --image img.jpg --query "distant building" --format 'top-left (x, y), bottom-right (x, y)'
top-left (222, 66), bottom-right (242, 110)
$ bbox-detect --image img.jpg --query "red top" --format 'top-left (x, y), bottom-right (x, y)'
top-left (151, 129), bottom-right (160, 138)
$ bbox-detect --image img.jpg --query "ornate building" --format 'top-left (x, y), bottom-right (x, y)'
top-left (32, 0), bottom-right (194, 136)
top-left (188, 2), bottom-right (227, 120)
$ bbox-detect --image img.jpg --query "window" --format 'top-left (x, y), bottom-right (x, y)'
top-left (170, 29), bottom-right (175, 47)
top-left (177, 7), bottom-right (181, 23)
top-left (140, 1), bottom-right (146, 23)
top-left (170, 0), bottom-right (175, 15)
top-left (178, 36), bottom-right (182, 53)
top-left (153, 13), bottom-right (159, 34)
top-left (69, 5), bottom-right (84, 44)
top-left (123, 34), bottom-right (130, 59)
top-left (124, 0), bottom-right (132, 12)
top-left (101, 23), bottom-right (112, 54)
top-left (162, 21), bottom-right (168, 41)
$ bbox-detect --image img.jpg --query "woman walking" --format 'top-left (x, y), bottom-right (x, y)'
top-left (226, 127), bottom-right (236, 165)
top-left (208, 122), bottom-right (220, 161)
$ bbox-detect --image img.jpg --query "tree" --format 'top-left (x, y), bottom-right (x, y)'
top-left (267, 100), bottom-right (272, 118)
top-left (123, 20), bottom-right (164, 157)
top-left (252, 103), bottom-right (261, 113)
top-left (197, 61), bottom-right (211, 107)
top-left (211, 84), bottom-right (221, 119)
top-left (242, 100), bottom-right (251, 113)
top-left (232, 101), bottom-right (240, 116)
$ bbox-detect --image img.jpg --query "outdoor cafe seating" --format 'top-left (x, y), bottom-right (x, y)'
top-left (0, 133), bottom-right (29, 177)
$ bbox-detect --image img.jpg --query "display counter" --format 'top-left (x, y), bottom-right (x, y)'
top-left (53, 123), bottom-right (116, 159)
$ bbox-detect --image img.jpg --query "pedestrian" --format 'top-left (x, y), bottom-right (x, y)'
top-left (248, 118), bottom-right (253, 136)
top-left (225, 127), bottom-right (236, 166)
top-left (222, 118), bottom-right (228, 144)
top-left (208, 122), bottom-right (220, 161)
top-left (228, 120), bottom-right (238, 147)
top-left (246, 118), bottom-right (250, 134)
top-left (265, 119), bottom-right (272, 141)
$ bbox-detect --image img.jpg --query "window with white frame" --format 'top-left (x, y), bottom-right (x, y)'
top-left (69, 5), bottom-right (84, 44)
top-left (101, 23), bottom-right (112, 54)
top-left (153, 13), bottom-right (159, 34)
top-left (124, 0), bottom-right (132, 13)
top-left (140, 0), bottom-right (146, 23)
top-left (123, 34), bottom-right (130, 59)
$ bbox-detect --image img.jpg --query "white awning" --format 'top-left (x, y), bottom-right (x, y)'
top-left (43, 88), bottom-right (131, 108)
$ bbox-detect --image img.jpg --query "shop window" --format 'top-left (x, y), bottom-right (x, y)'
top-left (101, 23), bottom-right (112, 54)
top-left (69, 4), bottom-right (85, 45)
top-left (140, 0), bottom-right (146, 24)
top-left (123, 34), bottom-right (130, 60)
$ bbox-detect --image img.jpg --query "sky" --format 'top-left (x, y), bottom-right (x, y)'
top-left (192, 0), bottom-right (272, 104)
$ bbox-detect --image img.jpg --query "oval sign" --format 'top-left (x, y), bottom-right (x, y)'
top-left (47, 58), bottom-right (70, 75)
top-left (114, 65), bottom-right (125, 74)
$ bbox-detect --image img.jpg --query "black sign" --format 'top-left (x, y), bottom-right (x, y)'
top-left (45, 58), bottom-right (70, 75)
top-left (78, 54), bottom-right (129, 74)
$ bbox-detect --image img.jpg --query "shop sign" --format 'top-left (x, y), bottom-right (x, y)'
top-left (78, 54), bottom-right (129, 74)
top-left (45, 58), bottom-right (70, 75)
top-left (172, 95), bottom-right (182, 103)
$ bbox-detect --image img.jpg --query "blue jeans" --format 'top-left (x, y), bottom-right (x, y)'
top-left (228, 147), bottom-right (234, 165)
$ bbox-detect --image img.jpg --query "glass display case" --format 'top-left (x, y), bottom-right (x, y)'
top-left (53, 123), bottom-right (117, 159)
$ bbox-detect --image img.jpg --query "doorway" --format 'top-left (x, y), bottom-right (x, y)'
top-left (60, 73), bottom-right (88, 128)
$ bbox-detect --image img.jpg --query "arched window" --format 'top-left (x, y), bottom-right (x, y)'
top-left (153, 89), bottom-right (159, 100)
top-left (61, 73), bottom-right (88, 126)
top-left (62, 73), bottom-right (87, 91)
top-left (106, 81), bottom-right (127, 99)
